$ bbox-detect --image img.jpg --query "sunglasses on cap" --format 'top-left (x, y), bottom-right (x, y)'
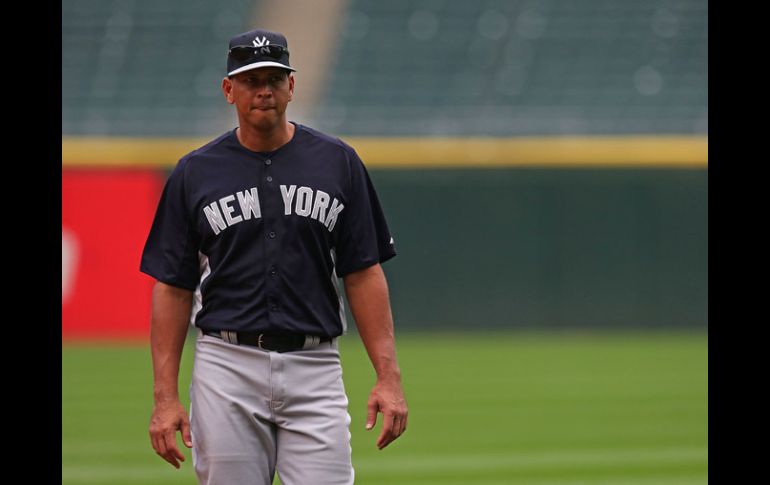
top-left (228, 44), bottom-right (289, 62)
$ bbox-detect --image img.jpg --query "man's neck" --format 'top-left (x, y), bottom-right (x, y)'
top-left (236, 121), bottom-right (295, 153)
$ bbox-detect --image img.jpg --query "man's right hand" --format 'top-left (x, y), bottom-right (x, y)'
top-left (149, 399), bottom-right (193, 468)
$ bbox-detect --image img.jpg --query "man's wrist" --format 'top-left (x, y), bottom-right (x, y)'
top-left (153, 389), bottom-right (180, 403)
top-left (375, 368), bottom-right (402, 383)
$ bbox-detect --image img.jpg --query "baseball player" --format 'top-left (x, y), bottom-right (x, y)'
top-left (141, 28), bottom-right (407, 484)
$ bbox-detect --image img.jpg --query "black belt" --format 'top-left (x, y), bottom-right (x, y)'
top-left (202, 329), bottom-right (332, 353)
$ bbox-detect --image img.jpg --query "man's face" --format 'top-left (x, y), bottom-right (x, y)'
top-left (223, 67), bottom-right (294, 131)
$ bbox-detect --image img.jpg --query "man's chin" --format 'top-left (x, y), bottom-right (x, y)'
top-left (246, 113), bottom-right (281, 131)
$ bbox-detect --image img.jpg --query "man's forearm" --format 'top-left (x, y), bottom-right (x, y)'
top-left (150, 282), bottom-right (194, 402)
top-left (344, 263), bottom-right (407, 449)
top-left (343, 264), bottom-right (401, 381)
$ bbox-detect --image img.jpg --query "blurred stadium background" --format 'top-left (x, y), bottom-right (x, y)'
top-left (62, 0), bottom-right (707, 483)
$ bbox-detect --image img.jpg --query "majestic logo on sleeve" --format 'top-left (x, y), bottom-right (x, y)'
top-left (202, 185), bottom-right (344, 235)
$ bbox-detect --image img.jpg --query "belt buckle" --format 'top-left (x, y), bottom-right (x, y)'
top-left (257, 333), bottom-right (265, 349)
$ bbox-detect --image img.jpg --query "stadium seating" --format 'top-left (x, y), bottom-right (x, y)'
top-left (313, 0), bottom-right (707, 135)
top-left (62, 0), bottom-right (259, 136)
top-left (62, 0), bottom-right (707, 136)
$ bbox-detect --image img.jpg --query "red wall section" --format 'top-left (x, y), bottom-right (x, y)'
top-left (62, 170), bottom-right (163, 340)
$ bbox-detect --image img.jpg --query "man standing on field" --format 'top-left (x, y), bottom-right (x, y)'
top-left (140, 27), bottom-right (408, 484)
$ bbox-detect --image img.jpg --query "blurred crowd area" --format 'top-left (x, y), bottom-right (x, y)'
top-left (63, 0), bottom-right (707, 137)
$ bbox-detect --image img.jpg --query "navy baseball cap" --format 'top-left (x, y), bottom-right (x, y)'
top-left (227, 28), bottom-right (296, 76)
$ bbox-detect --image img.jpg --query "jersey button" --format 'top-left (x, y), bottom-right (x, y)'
top-left (269, 267), bottom-right (277, 276)
top-left (265, 159), bottom-right (272, 166)
top-left (266, 176), bottom-right (273, 182)
top-left (268, 231), bottom-right (276, 238)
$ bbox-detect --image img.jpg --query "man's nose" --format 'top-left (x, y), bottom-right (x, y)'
top-left (255, 81), bottom-right (273, 96)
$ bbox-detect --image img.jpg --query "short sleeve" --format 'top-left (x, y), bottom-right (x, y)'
top-left (139, 161), bottom-right (201, 290)
top-left (334, 148), bottom-right (397, 276)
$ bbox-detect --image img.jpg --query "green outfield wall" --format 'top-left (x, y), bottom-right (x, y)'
top-left (365, 168), bottom-right (707, 331)
top-left (63, 137), bottom-right (707, 332)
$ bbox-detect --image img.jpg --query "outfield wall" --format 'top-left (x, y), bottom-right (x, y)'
top-left (62, 170), bottom-right (162, 340)
top-left (61, 138), bottom-right (707, 338)
top-left (369, 168), bottom-right (707, 330)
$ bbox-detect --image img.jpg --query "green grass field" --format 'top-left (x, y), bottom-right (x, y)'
top-left (62, 330), bottom-right (707, 484)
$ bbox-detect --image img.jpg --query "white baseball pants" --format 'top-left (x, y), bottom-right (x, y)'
top-left (190, 329), bottom-right (355, 484)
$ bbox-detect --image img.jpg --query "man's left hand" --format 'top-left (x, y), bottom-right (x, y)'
top-left (365, 378), bottom-right (408, 449)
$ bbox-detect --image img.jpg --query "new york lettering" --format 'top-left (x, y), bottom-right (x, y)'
top-left (203, 185), bottom-right (344, 235)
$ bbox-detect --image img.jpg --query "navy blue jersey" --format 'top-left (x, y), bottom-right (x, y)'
top-left (140, 123), bottom-right (396, 337)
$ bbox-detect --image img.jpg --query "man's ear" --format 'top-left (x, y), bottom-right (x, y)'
top-left (222, 77), bottom-right (234, 104)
